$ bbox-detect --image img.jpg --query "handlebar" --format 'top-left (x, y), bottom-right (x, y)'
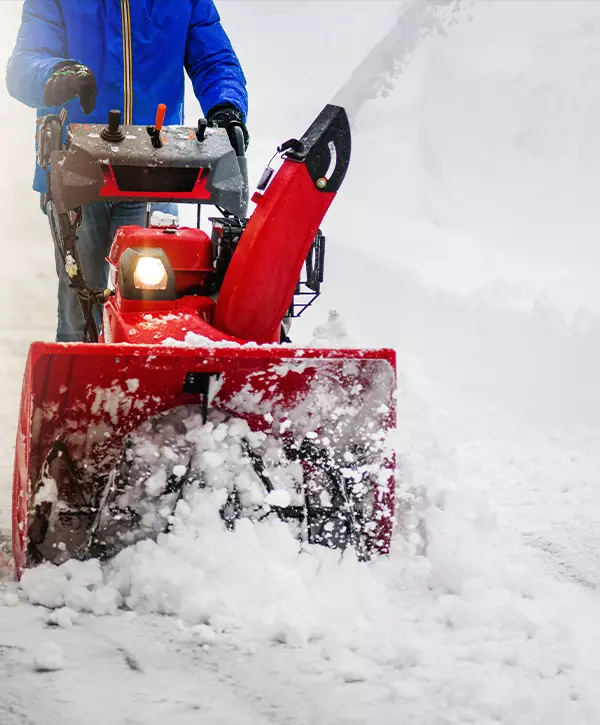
top-left (230, 125), bottom-right (246, 159)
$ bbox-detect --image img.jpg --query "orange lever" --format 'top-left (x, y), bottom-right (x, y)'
top-left (154, 104), bottom-right (167, 132)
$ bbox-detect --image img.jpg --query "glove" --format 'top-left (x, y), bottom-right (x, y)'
top-left (44, 63), bottom-right (97, 115)
top-left (206, 103), bottom-right (249, 152)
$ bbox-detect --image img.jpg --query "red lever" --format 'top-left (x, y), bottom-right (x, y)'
top-left (155, 104), bottom-right (167, 132)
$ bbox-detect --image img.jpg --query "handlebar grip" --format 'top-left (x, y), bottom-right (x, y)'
top-left (155, 104), bottom-right (167, 132)
top-left (231, 125), bottom-right (246, 158)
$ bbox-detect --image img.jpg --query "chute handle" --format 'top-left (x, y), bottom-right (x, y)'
top-left (147, 104), bottom-right (167, 149)
top-left (154, 103), bottom-right (167, 132)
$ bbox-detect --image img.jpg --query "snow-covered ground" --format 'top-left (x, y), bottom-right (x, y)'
top-left (3, 1), bottom-right (600, 723)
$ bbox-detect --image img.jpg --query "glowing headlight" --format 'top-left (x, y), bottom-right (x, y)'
top-left (133, 256), bottom-right (168, 290)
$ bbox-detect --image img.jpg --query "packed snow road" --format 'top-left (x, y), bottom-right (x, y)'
top-left (3, 1), bottom-right (600, 723)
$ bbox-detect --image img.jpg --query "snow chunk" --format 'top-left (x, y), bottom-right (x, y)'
top-left (202, 450), bottom-right (224, 468)
top-left (126, 378), bottom-right (140, 393)
top-left (264, 490), bottom-right (292, 508)
top-left (310, 310), bottom-right (353, 348)
top-left (0, 550), bottom-right (15, 581)
top-left (145, 468), bottom-right (168, 497)
top-left (150, 211), bottom-right (179, 228)
top-left (92, 587), bottom-right (122, 616)
top-left (327, 647), bottom-right (380, 683)
top-left (46, 607), bottom-right (79, 629)
top-left (33, 476), bottom-right (58, 506)
top-left (21, 565), bottom-right (69, 609)
top-left (190, 624), bottom-right (220, 647)
top-left (34, 641), bottom-right (64, 672)
top-left (1, 590), bottom-right (19, 607)
top-left (163, 332), bottom-right (241, 348)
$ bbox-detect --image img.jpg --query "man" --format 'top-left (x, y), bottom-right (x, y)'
top-left (6, 0), bottom-right (248, 342)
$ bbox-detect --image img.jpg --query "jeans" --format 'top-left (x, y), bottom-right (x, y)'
top-left (53, 201), bottom-right (177, 342)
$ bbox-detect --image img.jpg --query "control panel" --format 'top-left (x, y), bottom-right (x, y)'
top-left (47, 106), bottom-right (248, 217)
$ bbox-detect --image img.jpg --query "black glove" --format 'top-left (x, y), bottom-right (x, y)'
top-left (206, 103), bottom-right (249, 152)
top-left (44, 62), bottom-right (97, 114)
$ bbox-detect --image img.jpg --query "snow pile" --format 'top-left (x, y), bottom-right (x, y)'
top-left (108, 511), bottom-right (389, 648)
top-left (21, 559), bottom-right (121, 616)
top-left (12, 359), bottom-right (600, 720)
top-left (20, 405), bottom-right (392, 650)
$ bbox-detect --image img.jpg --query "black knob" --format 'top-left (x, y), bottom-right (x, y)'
top-left (108, 110), bottom-right (121, 133)
top-left (102, 109), bottom-right (125, 142)
top-left (196, 118), bottom-right (208, 142)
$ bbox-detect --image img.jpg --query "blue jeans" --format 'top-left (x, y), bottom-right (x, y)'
top-left (53, 201), bottom-right (177, 342)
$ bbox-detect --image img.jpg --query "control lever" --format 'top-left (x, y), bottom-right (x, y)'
top-left (147, 103), bottom-right (166, 149)
top-left (101, 110), bottom-right (125, 142)
top-left (196, 118), bottom-right (208, 142)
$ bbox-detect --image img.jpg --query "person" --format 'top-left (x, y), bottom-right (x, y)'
top-left (6, 0), bottom-right (248, 342)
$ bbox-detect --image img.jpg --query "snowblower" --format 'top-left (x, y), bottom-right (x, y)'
top-left (12, 104), bottom-right (397, 577)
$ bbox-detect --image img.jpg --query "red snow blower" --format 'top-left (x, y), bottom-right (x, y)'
top-left (12, 104), bottom-right (396, 576)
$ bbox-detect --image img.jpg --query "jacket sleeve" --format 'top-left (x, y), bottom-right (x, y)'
top-left (6, 0), bottom-right (72, 109)
top-left (185, 0), bottom-right (248, 121)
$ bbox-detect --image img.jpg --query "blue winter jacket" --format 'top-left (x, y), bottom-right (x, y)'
top-left (6, 0), bottom-right (248, 193)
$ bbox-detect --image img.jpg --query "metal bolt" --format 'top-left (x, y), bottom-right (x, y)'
top-left (317, 178), bottom-right (327, 189)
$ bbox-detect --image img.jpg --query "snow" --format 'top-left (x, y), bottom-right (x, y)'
top-left (34, 641), bottom-right (65, 672)
top-left (7, 382), bottom-right (600, 722)
top-left (1, 0), bottom-right (600, 723)
top-left (309, 309), bottom-right (351, 348)
top-left (46, 607), bottom-right (80, 629)
top-left (126, 378), bottom-right (140, 393)
top-left (264, 490), bottom-right (292, 508)
top-left (163, 331), bottom-right (248, 347)
top-left (1, 589), bottom-right (18, 607)
top-left (149, 210), bottom-right (179, 228)
top-left (32, 474), bottom-right (58, 505)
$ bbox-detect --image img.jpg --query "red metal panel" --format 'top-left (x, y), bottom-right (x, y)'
top-left (99, 165), bottom-right (212, 202)
top-left (214, 162), bottom-right (336, 343)
top-left (103, 296), bottom-right (219, 344)
top-left (108, 226), bottom-right (213, 272)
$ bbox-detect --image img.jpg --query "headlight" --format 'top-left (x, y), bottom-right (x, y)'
top-left (118, 247), bottom-right (176, 301)
top-left (133, 256), bottom-right (168, 290)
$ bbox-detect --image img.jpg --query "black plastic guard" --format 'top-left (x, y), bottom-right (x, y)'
top-left (283, 105), bottom-right (351, 193)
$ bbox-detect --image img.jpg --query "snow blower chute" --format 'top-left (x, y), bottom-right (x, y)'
top-left (12, 104), bottom-right (396, 576)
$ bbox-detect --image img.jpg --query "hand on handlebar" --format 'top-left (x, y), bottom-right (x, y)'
top-left (206, 103), bottom-right (249, 155)
top-left (44, 62), bottom-right (97, 115)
